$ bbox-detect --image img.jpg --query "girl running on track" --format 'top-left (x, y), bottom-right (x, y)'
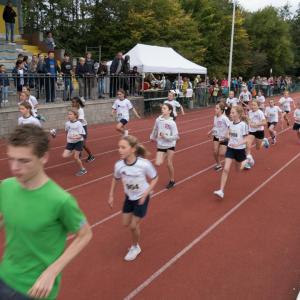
top-left (62, 109), bottom-right (87, 176)
top-left (208, 102), bottom-right (230, 171)
top-left (265, 99), bottom-right (282, 144)
top-left (72, 97), bottom-right (95, 162)
top-left (214, 106), bottom-right (250, 199)
top-left (164, 91), bottom-right (185, 121)
top-left (150, 103), bottom-right (179, 189)
top-left (239, 86), bottom-right (252, 111)
top-left (18, 101), bottom-right (41, 127)
top-left (256, 90), bottom-right (266, 111)
top-left (226, 91), bottom-right (239, 108)
top-left (293, 101), bottom-right (300, 143)
top-left (108, 135), bottom-right (158, 261)
top-left (111, 89), bottom-right (141, 136)
top-left (279, 91), bottom-right (295, 126)
top-left (246, 101), bottom-right (269, 166)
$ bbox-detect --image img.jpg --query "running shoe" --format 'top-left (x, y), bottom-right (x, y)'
top-left (244, 162), bottom-right (252, 170)
top-left (50, 128), bottom-right (57, 138)
top-left (262, 137), bottom-right (270, 149)
top-left (246, 154), bottom-right (255, 167)
top-left (86, 155), bottom-right (95, 163)
top-left (271, 136), bottom-right (276, 144)
top-left (124, 244), bottom-right (141, 261)
top-left (166, 181), bottom-right (175, 189)
top-left (214, 164), bottom-right (222, 171)
top-left (76, 168), bottom-right (87, 176)
top-left (213, 190), bottom-right (224, 199)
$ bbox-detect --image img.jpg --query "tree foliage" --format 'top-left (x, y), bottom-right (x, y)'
top-left (22, 0), bottom-right (299, 77)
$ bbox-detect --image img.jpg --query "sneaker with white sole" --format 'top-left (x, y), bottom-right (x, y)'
top-left (50, 128), bottom-right (57, 138)
top-left (124, 244), bottom-right (141, 261)
top-left (214, 164), bottom-right (222, 171)
top-left (244, 162), bottom-right (252, 170)
top-left (262, 137), bottom-right (270, 149)
top-left (76, 168), bottom-right (87, 176)
top-left (213, 190), bottom-right (224, 199)
top-left (246, 154), bottom-right (255, 167)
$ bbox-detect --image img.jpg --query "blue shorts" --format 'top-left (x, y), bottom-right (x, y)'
top-left (66, 141), bottom-right (83, 152)
top-left (122, 195), bottom-right (150, 218)
top-left (293, 123), bottom-right (300, 131)
top-left (0, 279), bottom-right (31, 300)
top-left (119, 119), bottom-right (128, 126)
top-left (225, 147), bottom-right (247, 162)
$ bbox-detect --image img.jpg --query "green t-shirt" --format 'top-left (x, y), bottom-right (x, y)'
top-left (0, 178), bottom-right (86, 300)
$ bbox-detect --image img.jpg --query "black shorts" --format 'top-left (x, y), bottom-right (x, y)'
top-left (213, 136), bottom-right (228, 146)
top-left (284, 111), bottom-right (290, 114)
top-left (119, 119), bottom-right (128, 126)
top-left (173, 116), bottom-right (177, 122)
top-left (268, 122), bottom-right (277, 128)
top-left (83, 125), bottom-right (88, 140)
top-left (249, 130), bottom-right (264, 140)
top-left (225, 147), bottom-right (247, 162)
top-left (157, 147), bottom-right (175, 152)
top-left (66, 141), bottom-right (83, 152)
top-left (122, 195), bottom-right (150, 218)
top-left (293, 123), bottom-right (300, 131)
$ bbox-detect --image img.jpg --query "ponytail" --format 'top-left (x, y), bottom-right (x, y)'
top-left (232, 105), bottom-right (248, 124)
top-left (122, 135), bottom-right (150, 158)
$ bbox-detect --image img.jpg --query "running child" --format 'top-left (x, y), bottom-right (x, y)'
top-left (256, 90), bottom-right (266, 111)
top-left (111, 89), bottom-right (141, 136)
top-left (150, 103), bottom-right (179, 189)
top-left (293, 100), bottom-right (300, 143)
top-left (279, 91), bottom-right (295, 126)
top-left (18, 101), bottom-right (41, 127)
top-left (164, 91), bottom-right (185, 121)
top-left (246, 101), bottom-right (269, 166)
top-left (265, 99), bottom-right (282, 144)
top-left (208, 102), bottom-right (230, 171)
top-left (239, 86), bottom-right (252, 111)
top-left (108, 135), bottom-right (158, 261)
top-left (226, 91), bottom-right (239, 108)
top-left (72, 97), bottom-right (95, 162)
top-left (214, 106), bottom-right (250, 199)
top-left (62, 109), bottom-right (87, 176)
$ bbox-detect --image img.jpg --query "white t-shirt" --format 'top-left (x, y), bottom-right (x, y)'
top-left (248, 109), bottom-right (266, 132)
top-left (65, 120), bottom-right (86, 143)
top-left (18, 115), bottom-right (41, 127)
top-left (226, 97), bottom-right (239, 107)
top-left (164, 100), bottom-right (181, 117)
top-left (150, 116), bottom-right (179, 149)
top-left (256, 95), bottom-right (265, 109)
top-left (112, 98), bottom-right (133, 122)
top-left (114, 157), bottom-right (157, 200)
top-left (265, 106), bottom-right (281, 123)
top-left (294, 108), bottom-right (300, 124)
top-left (213, 115), bottom-right (230, 139)
top-left (228, 121), bottom-right (248, 150)
top-left (239, 91), bottom-right (252, 103)
top-left (78, 107), bottom-right (87, 126)
top-left (29, 96), bottom-right (38, 117)
top-left (279, 97), bottom-right (293, 112)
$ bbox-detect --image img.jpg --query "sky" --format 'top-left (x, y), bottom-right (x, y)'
top-left (238, 0), bottom-right (299, 12)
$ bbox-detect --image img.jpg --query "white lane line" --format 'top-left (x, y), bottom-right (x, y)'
top-left (123, 150), bottom-right (300, 300)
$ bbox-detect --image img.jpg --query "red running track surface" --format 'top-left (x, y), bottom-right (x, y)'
top-left (0, 94), bottom-right (300, 300)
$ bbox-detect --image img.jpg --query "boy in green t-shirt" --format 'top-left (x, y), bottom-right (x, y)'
top-left (0, 125), bottom-right (92, 299)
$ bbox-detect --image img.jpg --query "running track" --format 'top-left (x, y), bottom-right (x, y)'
top-left (0, 94), bottom-right (300, 300)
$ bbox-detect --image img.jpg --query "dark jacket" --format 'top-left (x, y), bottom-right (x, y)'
top-left (37, 60), bottom-right (46, 74)
top-left (110, 58), bottom-right (124, 75)
top-left (3, 6), bottom-right (17, 23)
top-left (75, 63), bottom-right (88, 78)
top-left (12, 67), bottom-right (28, 87)
top-left (85, 59), bottom-right (95, 75)
top-left (44, 58), bottom-right (60, 76)
top-left (61, 61), bottom-right (73, 76)
top-left (97, 63), bottom-right (108, 77)
top-left (0, 72), bottom-right (9, 86)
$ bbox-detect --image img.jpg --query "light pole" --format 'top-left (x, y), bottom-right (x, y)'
top-left (228, 0), bottom-right (236, 91)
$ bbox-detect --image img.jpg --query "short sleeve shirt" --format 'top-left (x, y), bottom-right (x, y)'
top-left (0, 178), bottom-right (86, 300)
top-left (248, 109), bottom-right (266, 132)
top-left (65, 120), bottom-right (86, 143)
top-left (164, 100), bottom-right (181, 117)
top-left (114, 158), bottom-right (157, 200)
top-left (18, 116), bottom-right (41, 127)
top-left (265, 106), bottom-right (281, 123)
top-left (228, 121), bottom-right (248, 149)
top-left (112, 99), bottom-right (133, 121)
top-left (279, 97), bottom-right (293, 112)
top-left (294, 108), bottom-right (300, 124)
top-left (213, 115), bottom-right (230, 139)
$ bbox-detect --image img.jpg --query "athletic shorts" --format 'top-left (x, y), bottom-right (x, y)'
top-left (268, 122), bottom-right (277, 128)
top-left (225, 147), bottom-right (247, 162)
top-left (122, 195), bottom-right (150, 218)
top-left (213, 136), bottom-right (228, 146)
top-left (173, 116), bottom-right (177, 122)
top-left (157, 147), bottom-right (175, 152)
top-left (249, 130), bottom-right (264, 140)
top-left (83, 125), bottom-right (88, 140)
top-left (284, 111), bottom-right (290, 114)
top-left (119, 119), bottom-right (128, 126)
top-left (66, 141), bottom-right (83, 152)
top-left (293, 123), bottom-right (300, 131)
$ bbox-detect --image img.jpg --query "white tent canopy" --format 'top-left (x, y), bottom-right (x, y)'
top-left (108, 43), bottom-right (207, 74)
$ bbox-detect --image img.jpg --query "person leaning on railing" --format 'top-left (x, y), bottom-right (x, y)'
top-left (97, 60), bottom-right (107, 99)
top-left (76, 57), bottom-right (88, 100)
top-left (12, 60), bottom-right (28, 96)
top-left (61, 53), bottom-right (73, 101)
